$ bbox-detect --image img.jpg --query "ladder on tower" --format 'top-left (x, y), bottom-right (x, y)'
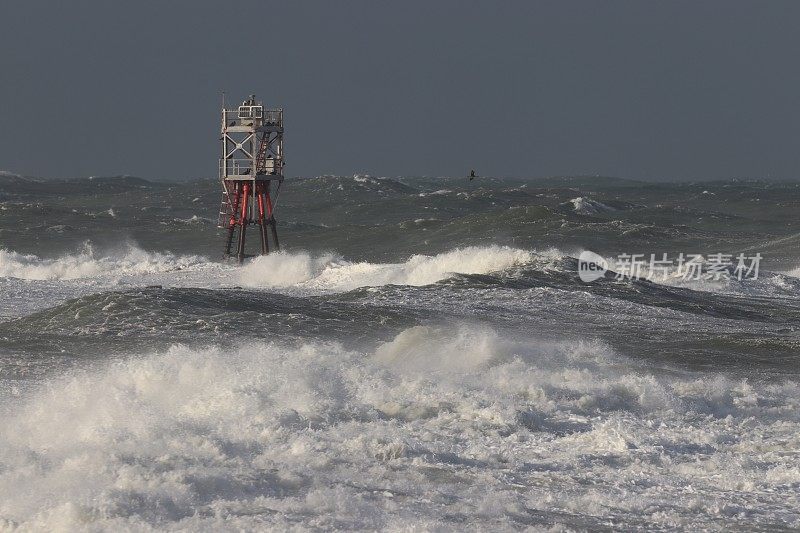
top-left (217, 183), bottom-right (234, 228)
top-left (255, 134), bottom-right (270, 175)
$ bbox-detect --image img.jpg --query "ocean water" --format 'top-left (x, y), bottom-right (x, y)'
top-left (1, 172), bottom-right (800, 530)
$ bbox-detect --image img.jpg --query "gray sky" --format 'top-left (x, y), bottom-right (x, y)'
top-left (1, 1), bottom-right (799, 181)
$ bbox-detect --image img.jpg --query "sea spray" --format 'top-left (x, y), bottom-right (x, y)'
top-left (239, 246), bottom-right (535, 290)
top-left (0, 243), bottom-right (208, 281)
top-left (1, 327), bottom-right (798, 529)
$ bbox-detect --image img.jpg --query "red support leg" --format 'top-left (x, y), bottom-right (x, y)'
top-left (237, 182), bottom-right (250, 263)
top-left (265, 188), bottom-right (279, 251)
top-left (256, 183), bottom-right (269, 255)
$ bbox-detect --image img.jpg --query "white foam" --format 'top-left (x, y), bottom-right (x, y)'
top-left (239, 246), bottom-right (534, 291)
top-left (569, 197), bottom-right (615, 215)
top-left (1, 326), bottom-right (798, 529)
top-left (0, 244), bottom-right (207, 281)
top-left (418, 189), bottom-right (452, 197)
top-left (374, 324), bottom-right (501, 373)
top-left (174, 214), bottom-right (213, 224)
top-left (0, 245), bottom-right (540, 320)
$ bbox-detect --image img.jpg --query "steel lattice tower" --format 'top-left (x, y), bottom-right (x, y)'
top-left (217, 94), bottom-right (284, 262)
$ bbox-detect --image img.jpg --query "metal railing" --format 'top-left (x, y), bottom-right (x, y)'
top-left (222, 108), bottom-right (282, 128)
top-left (220, 159), bottom-right (254, 177)
top-left (219, 158), bottom-right (281, 178)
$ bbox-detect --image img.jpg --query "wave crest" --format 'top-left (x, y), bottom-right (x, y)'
top-left (239, 245), bottom-right (534, 290)
top-left (0, 244), bottom-right (207, 280)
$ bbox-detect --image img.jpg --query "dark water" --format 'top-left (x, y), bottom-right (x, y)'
top-left (4, 172), bottom-right (800, 265)
top-left (1, 172), bottom-right (799, 530)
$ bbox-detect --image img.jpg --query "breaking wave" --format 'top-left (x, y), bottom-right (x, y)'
top-left (239, 245), bottom-right (535, 290)
top-left (566, 196), bottom-right (616, 215)
top-left (0, 244), bottom-right (207, 281)
top-left (1, 325), bottom-right (798, 530)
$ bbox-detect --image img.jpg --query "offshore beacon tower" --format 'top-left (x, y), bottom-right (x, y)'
top-left (217, 95), bottom-right (284, 262)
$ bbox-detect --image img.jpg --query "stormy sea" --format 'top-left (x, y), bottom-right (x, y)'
top-left (1, 171), bottom-right (800, 531)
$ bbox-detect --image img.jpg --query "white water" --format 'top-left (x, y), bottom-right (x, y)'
top-left (0, 244), bottom-right (207, 281)
top-left (0, 245), bottom-right (224, 320)
top-left (0, 244), bottom-right (533, 288)
top-left (239, 246), bottom-right (534, 291)
top-left (4, 243), bottom-right (800, 323)
top-left (1, 326), bottom-right (798, 530)
top-left (568, 197), bottom-right (616, 215)
top-left (12, 241), bottom-right (793, 299)
top-left (1, 244), bottom-right (800, 529)
top-left (5, 243), bottom-right (799, 325)
top-left (0, 245), bottom-right (539, 320)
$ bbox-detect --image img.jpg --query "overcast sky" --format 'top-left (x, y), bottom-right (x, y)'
top-left (1, 1), bottom-right (799, 181)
